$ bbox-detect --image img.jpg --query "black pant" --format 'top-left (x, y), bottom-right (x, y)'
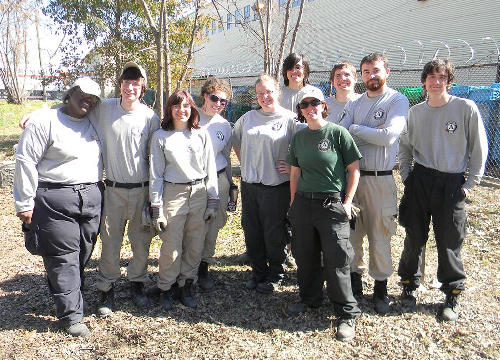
top-left (240, 181), bottom-right (289, 283)
top-left (27, 183), bottom-right (103, 326)
top-left (288, 194), bottom-right (360, 319)
top-left (398, 163), bottom-right (466, 294)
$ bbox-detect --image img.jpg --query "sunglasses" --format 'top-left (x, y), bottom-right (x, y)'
top-left (299, 98), bottom-right (322, 109)
top-left (209, 94), bottom-right (228, 106)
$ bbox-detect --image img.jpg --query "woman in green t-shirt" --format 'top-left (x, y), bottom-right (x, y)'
top-left (285, 87), bottom-right (362, 342)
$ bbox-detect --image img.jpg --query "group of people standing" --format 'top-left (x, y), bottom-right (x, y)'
top-left (14, 52), bottom-right (488, 342)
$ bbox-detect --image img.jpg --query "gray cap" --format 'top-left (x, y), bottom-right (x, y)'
top-left (68, 77), bottom-right (101, 99)
top-left (121, 61), bottom-right (147, 85)
top-left (297, 86), bottom-right (325, 103)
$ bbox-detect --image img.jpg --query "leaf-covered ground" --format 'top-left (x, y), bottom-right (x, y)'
top-left (0, 175), bottom-right (499, 359)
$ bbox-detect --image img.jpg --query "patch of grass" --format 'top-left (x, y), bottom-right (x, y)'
top-left (0, 100), bottom-right (60, 161)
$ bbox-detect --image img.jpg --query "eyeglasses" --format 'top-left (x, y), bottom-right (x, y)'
top-left (209, 94), bottom-right (228, 106)
top-left (256, 89), bottom-right (274, 98)
top-left (122, 80), bottom-right (142, 88)
top-left (298, 99), bottom-right (322, 109)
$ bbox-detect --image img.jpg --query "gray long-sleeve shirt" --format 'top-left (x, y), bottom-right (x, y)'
top-left (340, 88), bottom-right (409, 171)
top-left (398, 96), bottom-right (488, 191)
top-left (149, 127), bottom-right (218, 207)
top-left (90, 98), bottom-right (160, 183)
top-left (231, 107), bottom-right (301, 186)
top-left (14, 108), bottom-right (103, 212)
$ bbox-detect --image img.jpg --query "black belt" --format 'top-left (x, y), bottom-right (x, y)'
top-left (296, 191), bottom-right (341, 201)
top-left (165, 178), bottom-right (204, 185)
top-left (246, 181), bottom-right (290, 188)
top-left (360, 170), bottom-right (393, 176)
top-left (38, 182), bottom-right (98, 191)
top-left (217, 167), bottom-right (226, 175)
top-left (105, 179), bottom-right (149, 189)
top-left (414, 163), bottom-right (463, 177)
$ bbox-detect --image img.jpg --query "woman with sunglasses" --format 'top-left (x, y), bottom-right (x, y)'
top-left (285, 87), bottom-right (362, 342)
top-left (197, 77), bottom-right (233, 291)
top-left (232, 74), bottom-right (299, 294)
top-left (149, 90), bottom-right (218, 311)
top-left (13, 77), bottom-right (103, 337)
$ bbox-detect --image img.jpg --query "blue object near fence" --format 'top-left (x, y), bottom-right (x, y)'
top-left (468, 86), bottom-right (500, 166)
top-left (449, 85), bottom-right (471, 98)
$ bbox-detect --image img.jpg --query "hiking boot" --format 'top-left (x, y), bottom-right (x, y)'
top-left (160, 289), bottom-right (175, 312)
top-left (66, 322), bottom-right (90, 338)
top-left (97, 287), bottom-right (114, 317)
top-left (350, 272), bottom-right (363, 297)
top-left (179, 279), bottom-right (197, 308)
top-left (285, 302), bottom-right (308, 317)
top-left (400, 281), bottom-right (417, 311)
top-left (373, 279), bottom-right (390, 315)
top-left (131, 282), bottom-right (151, 309)
top-left (256, 280), bottom-right (281, 294)
top-left (336, 318), bottom-right (355, 342)
top-left (198, 261), bottom-right (215, 292)
top-left (441, 290), bottom-right (460, 321)
top-left (235, 252), bottom-right (251, 265)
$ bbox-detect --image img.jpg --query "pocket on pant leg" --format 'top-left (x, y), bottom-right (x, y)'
top-left (382, 206), bottom-right (398, 237)
top-left (22, 222), bottom-right (41, 255)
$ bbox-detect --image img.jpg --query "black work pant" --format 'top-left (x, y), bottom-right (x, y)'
top-left (240, 181), bottom-right (288, 283)
top-left (26, 183), bottom-right (103, 326)
top-left (398, 163), bottom-right (466, 294)
top-left (288, 194), bottom-right (360, 319)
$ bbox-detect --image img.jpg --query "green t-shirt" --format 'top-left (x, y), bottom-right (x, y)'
top-left (286, 122), bottom-right (362, 193)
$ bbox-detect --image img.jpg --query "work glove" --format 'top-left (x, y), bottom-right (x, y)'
top-left (141, 201), bottom-right (153, 230)
top-left (152, 207), bottom-right (167, 232)
top-left (204, 207), bottom-right (217, 222)
top-left (227, 183), bottom-right (239, 212)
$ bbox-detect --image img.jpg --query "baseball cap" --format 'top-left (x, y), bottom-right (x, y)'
top-left (297, 86), bottom-right (325, 103)
top-left (121, 61), bottom-right (147, 85)
top-left (68, 77), bottom-right (101, 99)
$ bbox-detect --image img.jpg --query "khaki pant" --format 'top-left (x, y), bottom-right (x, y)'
top-left (96, 185), bottom-right (153, 292)
top-left (201, 172), bottom-right (230, 263)
top-left (157, 181), bottom-right (207, 290)
top-left (349, 175), bottom-right (398, 281)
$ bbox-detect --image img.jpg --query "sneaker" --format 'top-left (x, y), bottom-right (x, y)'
top-left (441, 290), bottom-right (460, 321)
top-left (96, 288), bottom-right (114, 317)
top-left (66, 322), bottom-right (90, 338)
top-left (336, 318), bottom-right (355, 342)
top-left (350, 272), bottom-right (363, 297)
top-left (131, 282), bottom-right (151, 309)
top-left (400, 281), bottom-right (417, 311)
top-left (285, 302), bottom-right (308, 317)
top-left (179, 279), bottom-right (197, 308)
top-left (373, 280), bottom-right (390, 315)
top-left (198, 261), bottom-right (215, 292)
top-left (256, 281), bottom-right (281, 294)
top-left (245, 277), bottom-right (257, 290)
top-left (160, 289), bottom-right (175, 312)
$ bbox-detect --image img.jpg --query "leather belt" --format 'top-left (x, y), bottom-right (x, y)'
top-left (38, 182), bottom-right (98, 191)
top-left (217, 167), bottom-right (226, 175)
top-left (296, 191), bottom-right (341, 201)
top-left (165, 178), bottom-right (204, 185)
top-left (360, 170), bottom-right (393, 176)
top-left (105, 179), bottom-right (149, 189)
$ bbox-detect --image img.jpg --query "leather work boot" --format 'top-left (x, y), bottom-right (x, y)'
top-left (160, 289), bottom-right (175, 312)
top-left (441, 290), bottom-right (460, 321)
top-left (179, 279), bottom-right (197, 308)
top-left (373, 279), bottom-right (390, 315)
top-left (198, 261), bottom-right (215, 292)
top-left (131, 282), bottom-right (151, 309)
top-left (336, 318), bottom-right (355, 342)
top-left (66, 322), bottom-right (90, 338)
top-left (97, 287), bottom-right (114, 317)
top-left (350, 272), bottom-right (363, 297)
top-left (400, 281), bottom-right (417, 311)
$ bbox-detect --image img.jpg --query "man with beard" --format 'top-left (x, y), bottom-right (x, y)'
top-left (340, 53), bottom-right (409, 315)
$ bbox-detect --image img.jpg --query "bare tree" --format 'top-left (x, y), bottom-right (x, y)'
top-left (0, 0), bottom-right (35, 104)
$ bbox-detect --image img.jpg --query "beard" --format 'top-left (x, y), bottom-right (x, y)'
top-left (365, 77), bottom-right (386, 91)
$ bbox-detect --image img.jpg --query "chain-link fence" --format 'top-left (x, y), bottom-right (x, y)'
top-left (188, 63), bottom-right (500, 180)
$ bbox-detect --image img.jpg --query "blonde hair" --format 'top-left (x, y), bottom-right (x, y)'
top-left (255, 74), bottom-right (280, 95)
